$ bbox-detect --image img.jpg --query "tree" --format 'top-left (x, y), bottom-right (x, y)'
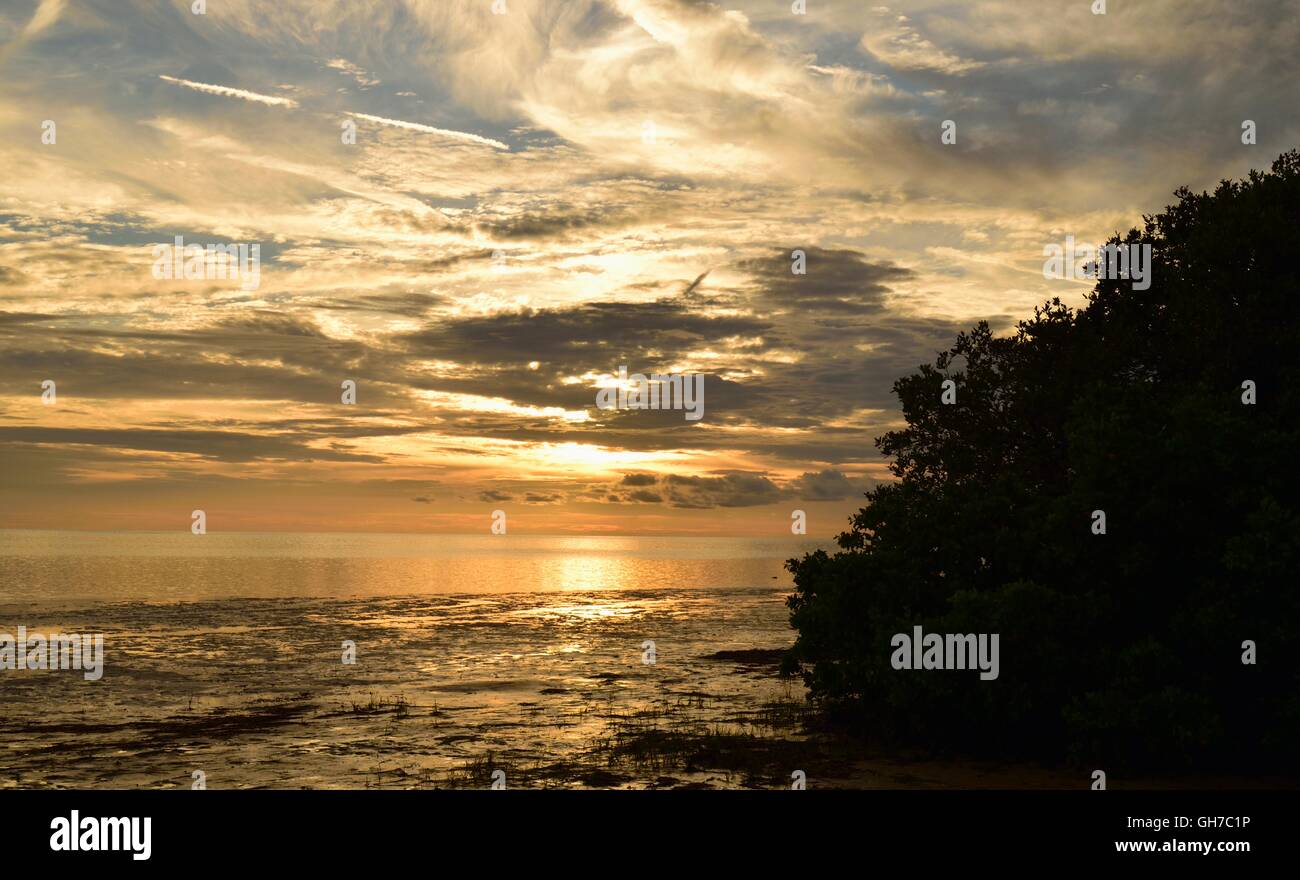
top-left (785, 150), bottom-right (1300, 770)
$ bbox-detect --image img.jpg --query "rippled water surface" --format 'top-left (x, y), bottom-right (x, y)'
top-left (0, 531), bottom-right (820, 789)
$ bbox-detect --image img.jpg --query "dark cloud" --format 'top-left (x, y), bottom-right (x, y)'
top-left (213, 311), bottom-right (327, 338)
top-left (590, 468), bottom-right (874, 508)
top-left (401, 298), bottom-right (771, 369)
top-left (660, 472), bottom-right (785, 509)
top-left (0, 310), bottom-right (60, 324)
top-left (0, 266), bottom-right (30, 286)
top-left (473, 206), bottom-right (640, 241)
top-left (0, 316), bottom-right (416, 408)
top-left (0, 426), bottom-right (384, 463)
top-left (310, 290), bottom-right (445, 318)
top-left (737, 247), bottom-right (914, 314)
top-left (0, 237), bottom-right (974, 475)
top-left (787, 468), bottom-right (873, 501)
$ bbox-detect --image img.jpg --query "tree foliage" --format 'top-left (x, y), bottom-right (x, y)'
top-left (786, 150), bottom-right (1300, 770)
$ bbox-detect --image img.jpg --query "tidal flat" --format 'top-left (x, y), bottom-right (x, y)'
top-left (2, 587), bottom-right (1287, 790)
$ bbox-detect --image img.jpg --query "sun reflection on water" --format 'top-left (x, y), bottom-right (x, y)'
top-left (548, 553), bottom-right (640, 593)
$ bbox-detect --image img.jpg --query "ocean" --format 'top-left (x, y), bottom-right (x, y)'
top-left (0, 531), bottom-right (824, 789)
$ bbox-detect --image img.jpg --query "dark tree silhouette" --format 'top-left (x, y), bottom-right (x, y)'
top-left (786, 150), bottom-right (1300, 771)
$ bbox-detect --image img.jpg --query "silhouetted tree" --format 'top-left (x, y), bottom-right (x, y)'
top-left (786, 150), bottom-right (1300, 771)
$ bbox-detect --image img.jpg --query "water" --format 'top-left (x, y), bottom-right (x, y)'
top-left (0, 531), bottom-right (823, 789)
top-left (0, 530), bottom-right (817, 600)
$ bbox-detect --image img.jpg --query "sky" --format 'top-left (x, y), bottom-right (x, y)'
top-left (0, 0), bottom-right (1296, 535)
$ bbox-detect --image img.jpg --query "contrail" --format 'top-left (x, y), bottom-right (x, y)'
top-left (345, 111), bottom-right (508, 150)
top-left (158, 75), bottom-right (299, 108)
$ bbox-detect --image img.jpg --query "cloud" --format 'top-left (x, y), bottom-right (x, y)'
top-left (660, 473), bottom-right (785, 509)
top-left (401, 297), bottom-right (771, 373)
top-left (859, 9), bottom-right (985, 75)
top-left (0, 266), bottom-right (31, 286)
top-left (738, 247), bottom-right (915, 314)
top-left (2, 0), bottom-right (1291, 533)
top-left (601, 467), bottom-right (871, 507)
top-left (473, 206), bottom-right (639, 241)
top-left (327, 58), bottom-right (380, 87)
top-left (787, 468), bottom-right (873, 501)
top-left (0, 426), bottom-right (384, 463)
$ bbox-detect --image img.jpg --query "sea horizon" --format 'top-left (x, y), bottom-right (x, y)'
top-left (0, 530), bottom-right (827, 603)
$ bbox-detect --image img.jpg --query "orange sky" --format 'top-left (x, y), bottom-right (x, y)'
top-left (1, 0), bottom-right (1293, 534)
